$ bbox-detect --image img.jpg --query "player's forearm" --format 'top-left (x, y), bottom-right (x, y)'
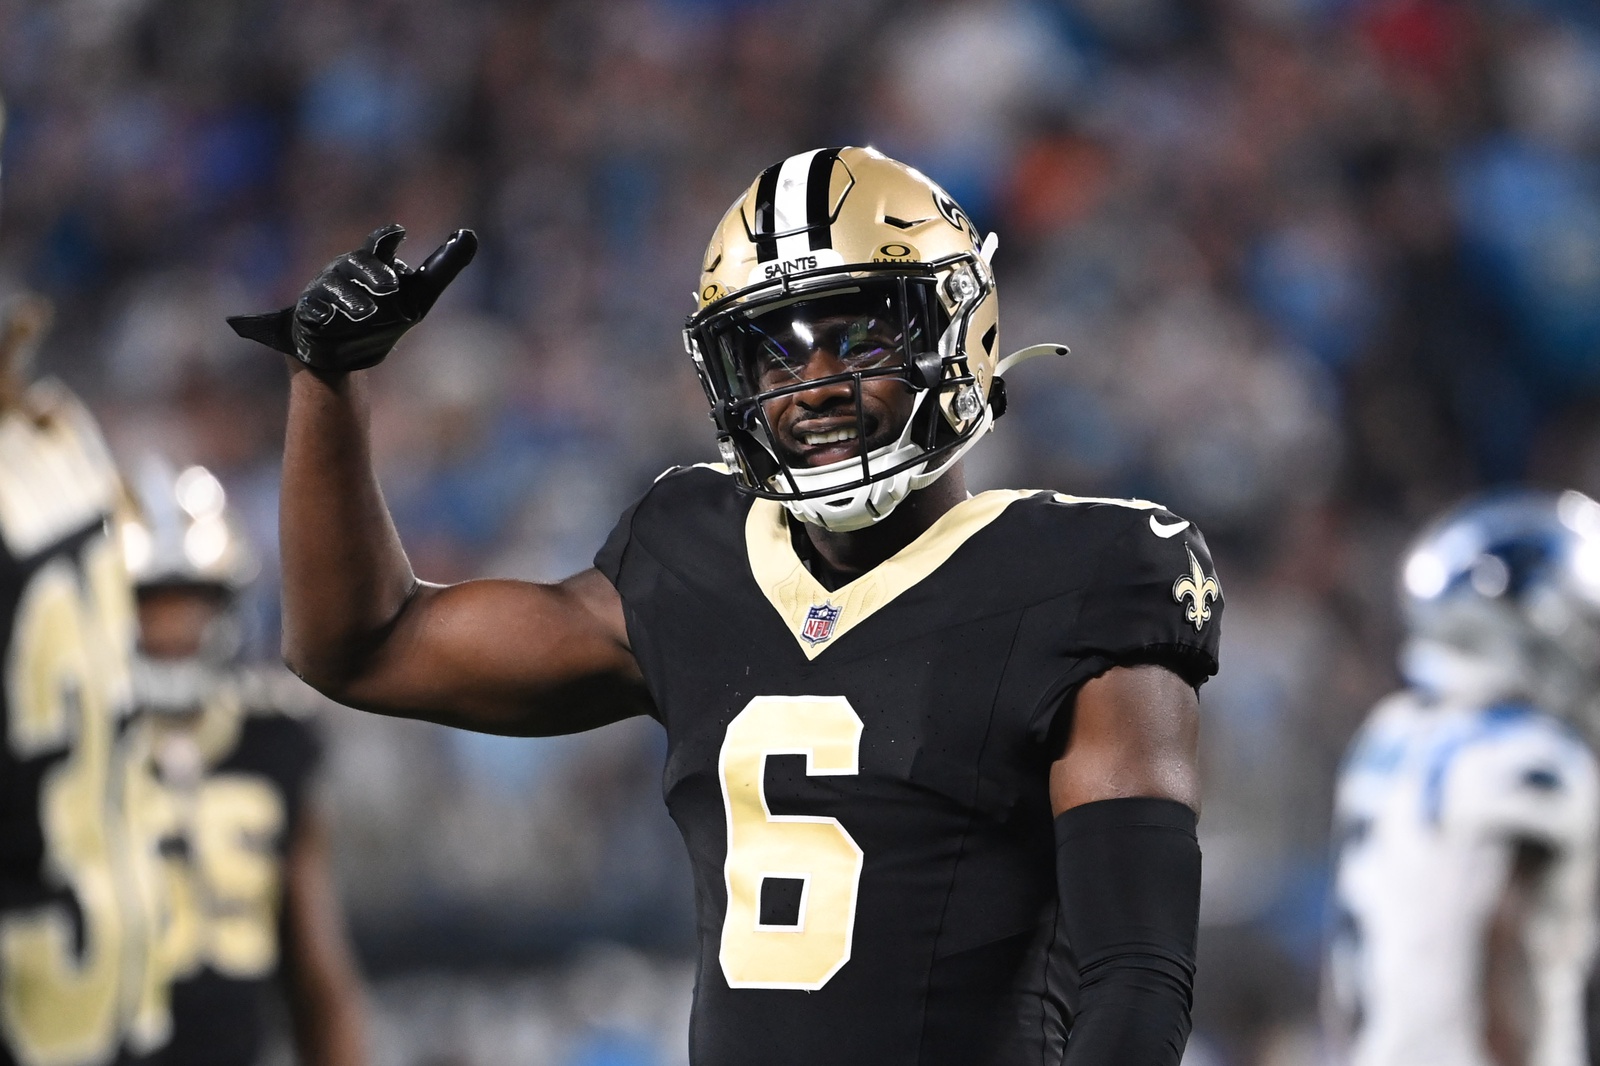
top-left (1057, 798), bottom-right (1199, 1066)
top-left (293, 994), bottom-right (367, 1066)
top-left (280, 362), bottom-right (417, 697)
top-left (280, 367), bottom-right (646, 728)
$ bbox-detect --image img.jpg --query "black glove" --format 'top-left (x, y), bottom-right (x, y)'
top-left (227, 224), bottom-right (478, 374)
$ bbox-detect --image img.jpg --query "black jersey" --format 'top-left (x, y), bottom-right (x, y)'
top-left (0, 383), bottom-right (162, 1066)
top-left (146, 669), bottom-right (322, 1066)
top-left (595, 465), bottom-right (1222, 1066)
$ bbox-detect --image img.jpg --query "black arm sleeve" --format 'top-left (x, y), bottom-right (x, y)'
top-left (1056, 797), bottom-right (1200, 1066)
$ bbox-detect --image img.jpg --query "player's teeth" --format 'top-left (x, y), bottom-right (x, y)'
top-left (801, 428), bottom-right (857, 446)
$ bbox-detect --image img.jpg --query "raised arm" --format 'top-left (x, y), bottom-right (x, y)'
top-left (281, 366), bottom-right (646, 733)
top-left (234, 226), bottom-right (649, 736)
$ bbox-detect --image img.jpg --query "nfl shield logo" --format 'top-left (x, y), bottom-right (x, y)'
top-left (801, 603), bottom-right (842, 645)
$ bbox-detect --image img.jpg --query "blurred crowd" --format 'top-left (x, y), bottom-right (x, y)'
top-left (5, 0), bottom-right (1600, 1062)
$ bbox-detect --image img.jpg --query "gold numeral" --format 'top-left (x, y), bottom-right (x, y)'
top-left (195, 776), bottom-right (284, 979)
top-left (718, 695), bottom-right (863, 990)
top-left (128, 756), bottom-right (286, 1031)
top-left (1, 535), bottom-right (136, 1066)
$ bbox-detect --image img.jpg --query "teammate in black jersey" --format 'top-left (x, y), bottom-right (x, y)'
top-left (233, 146), bottom-right (1222, 1065)
top-left (0, 307), bottom-right (168, 1066)
top-left (0, 94), bottom-right (166, 1066)
top-left (122, 459), bottom-right (369, 1066)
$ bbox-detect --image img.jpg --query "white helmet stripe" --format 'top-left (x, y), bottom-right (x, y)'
top-left (772, 148), bottom-right (824, 262)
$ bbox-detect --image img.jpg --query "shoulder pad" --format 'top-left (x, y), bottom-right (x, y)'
top-left (1045, 492), bottom-right (1167, 511)
top-left (1015, 491), bottom-right (1210, 571)
top-left (1040, 491), bottom-right (1223, 683)
top-left (0, 379), bottom-right (120, 557)
top-left (1367, 689), bottom-right (1431, 725)
top-left (1040, 492), bottom-right (1193, 535)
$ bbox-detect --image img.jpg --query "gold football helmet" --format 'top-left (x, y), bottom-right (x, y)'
top-left (684, 146), bottom-right (1065, 531)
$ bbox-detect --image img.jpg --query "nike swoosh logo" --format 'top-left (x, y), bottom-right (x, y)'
top-left (1149, 516), bottom-right (1190, 538)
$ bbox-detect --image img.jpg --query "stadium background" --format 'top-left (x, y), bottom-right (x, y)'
top-left (5, 0), bottom-right (1600, 1062)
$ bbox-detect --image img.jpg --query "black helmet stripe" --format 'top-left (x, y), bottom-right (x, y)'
top-left (752, 161), bottom-right (783, 263)
top-left (805, 147), bottom-right (843, 251)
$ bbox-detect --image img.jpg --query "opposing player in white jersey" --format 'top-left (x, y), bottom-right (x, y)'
top-left (1327, 490), bottom-right (1600, 1066)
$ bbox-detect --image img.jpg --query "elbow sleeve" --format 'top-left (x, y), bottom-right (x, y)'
top-left (1055, 797), bottom-right (1200, 1066)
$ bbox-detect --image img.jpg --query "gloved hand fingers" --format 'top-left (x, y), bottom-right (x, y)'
top-left (409, 229), bottom-right (479, 312)
top-left (335, 254), bottom-right (400, 297)
top-left (230, 223), bottom-right (474, 373)
top-left (364, 223), bottom-right (407, 263)
top-left (314, 274), bottom-right (379, 323)
top-left (297, 295), bottom-right (337, 327)
top-left (226, 309), bottom-right (295, 355)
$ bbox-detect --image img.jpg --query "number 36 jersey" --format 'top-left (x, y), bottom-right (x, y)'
top-left (595, 465), bottom-right (1223, 1066)
top-left (0, 383), bottom-right (156, 1066)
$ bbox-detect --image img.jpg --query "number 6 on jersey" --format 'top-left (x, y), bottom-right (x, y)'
top-left (718, 695), bottom-right (864, 990)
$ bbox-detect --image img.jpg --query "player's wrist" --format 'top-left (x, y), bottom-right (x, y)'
top-left (284, 352), bottom-right (355, 391)
top-left (289, 331), bottom-right (384, 376)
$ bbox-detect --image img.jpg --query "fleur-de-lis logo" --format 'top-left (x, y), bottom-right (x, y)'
top-left (1172, 546), bottom-right (1220, 631)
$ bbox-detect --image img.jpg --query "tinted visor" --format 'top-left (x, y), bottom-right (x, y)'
top-left (700, 277), bottom-right (945, 406)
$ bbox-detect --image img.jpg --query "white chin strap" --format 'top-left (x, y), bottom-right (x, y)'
top-left (779, 410), bottom-right (992, 532)
top-left (779, 450), bottom-right (919, 533)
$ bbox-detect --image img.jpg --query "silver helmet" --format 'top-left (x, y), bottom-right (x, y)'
top-left (120, 456), bottom-right (258, 714)
top-left (1400, 489), bottom-right (1600, 721)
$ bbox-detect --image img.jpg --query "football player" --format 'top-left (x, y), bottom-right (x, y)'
top-left (121, 458), bottom-right (369, 1066)
top-left (231, 147), bottom-right (1224, 1064)
top-left (0, 97), bottom-right (166, 1066)
top-left (1326, 491), bottom-right (1600, 1066)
